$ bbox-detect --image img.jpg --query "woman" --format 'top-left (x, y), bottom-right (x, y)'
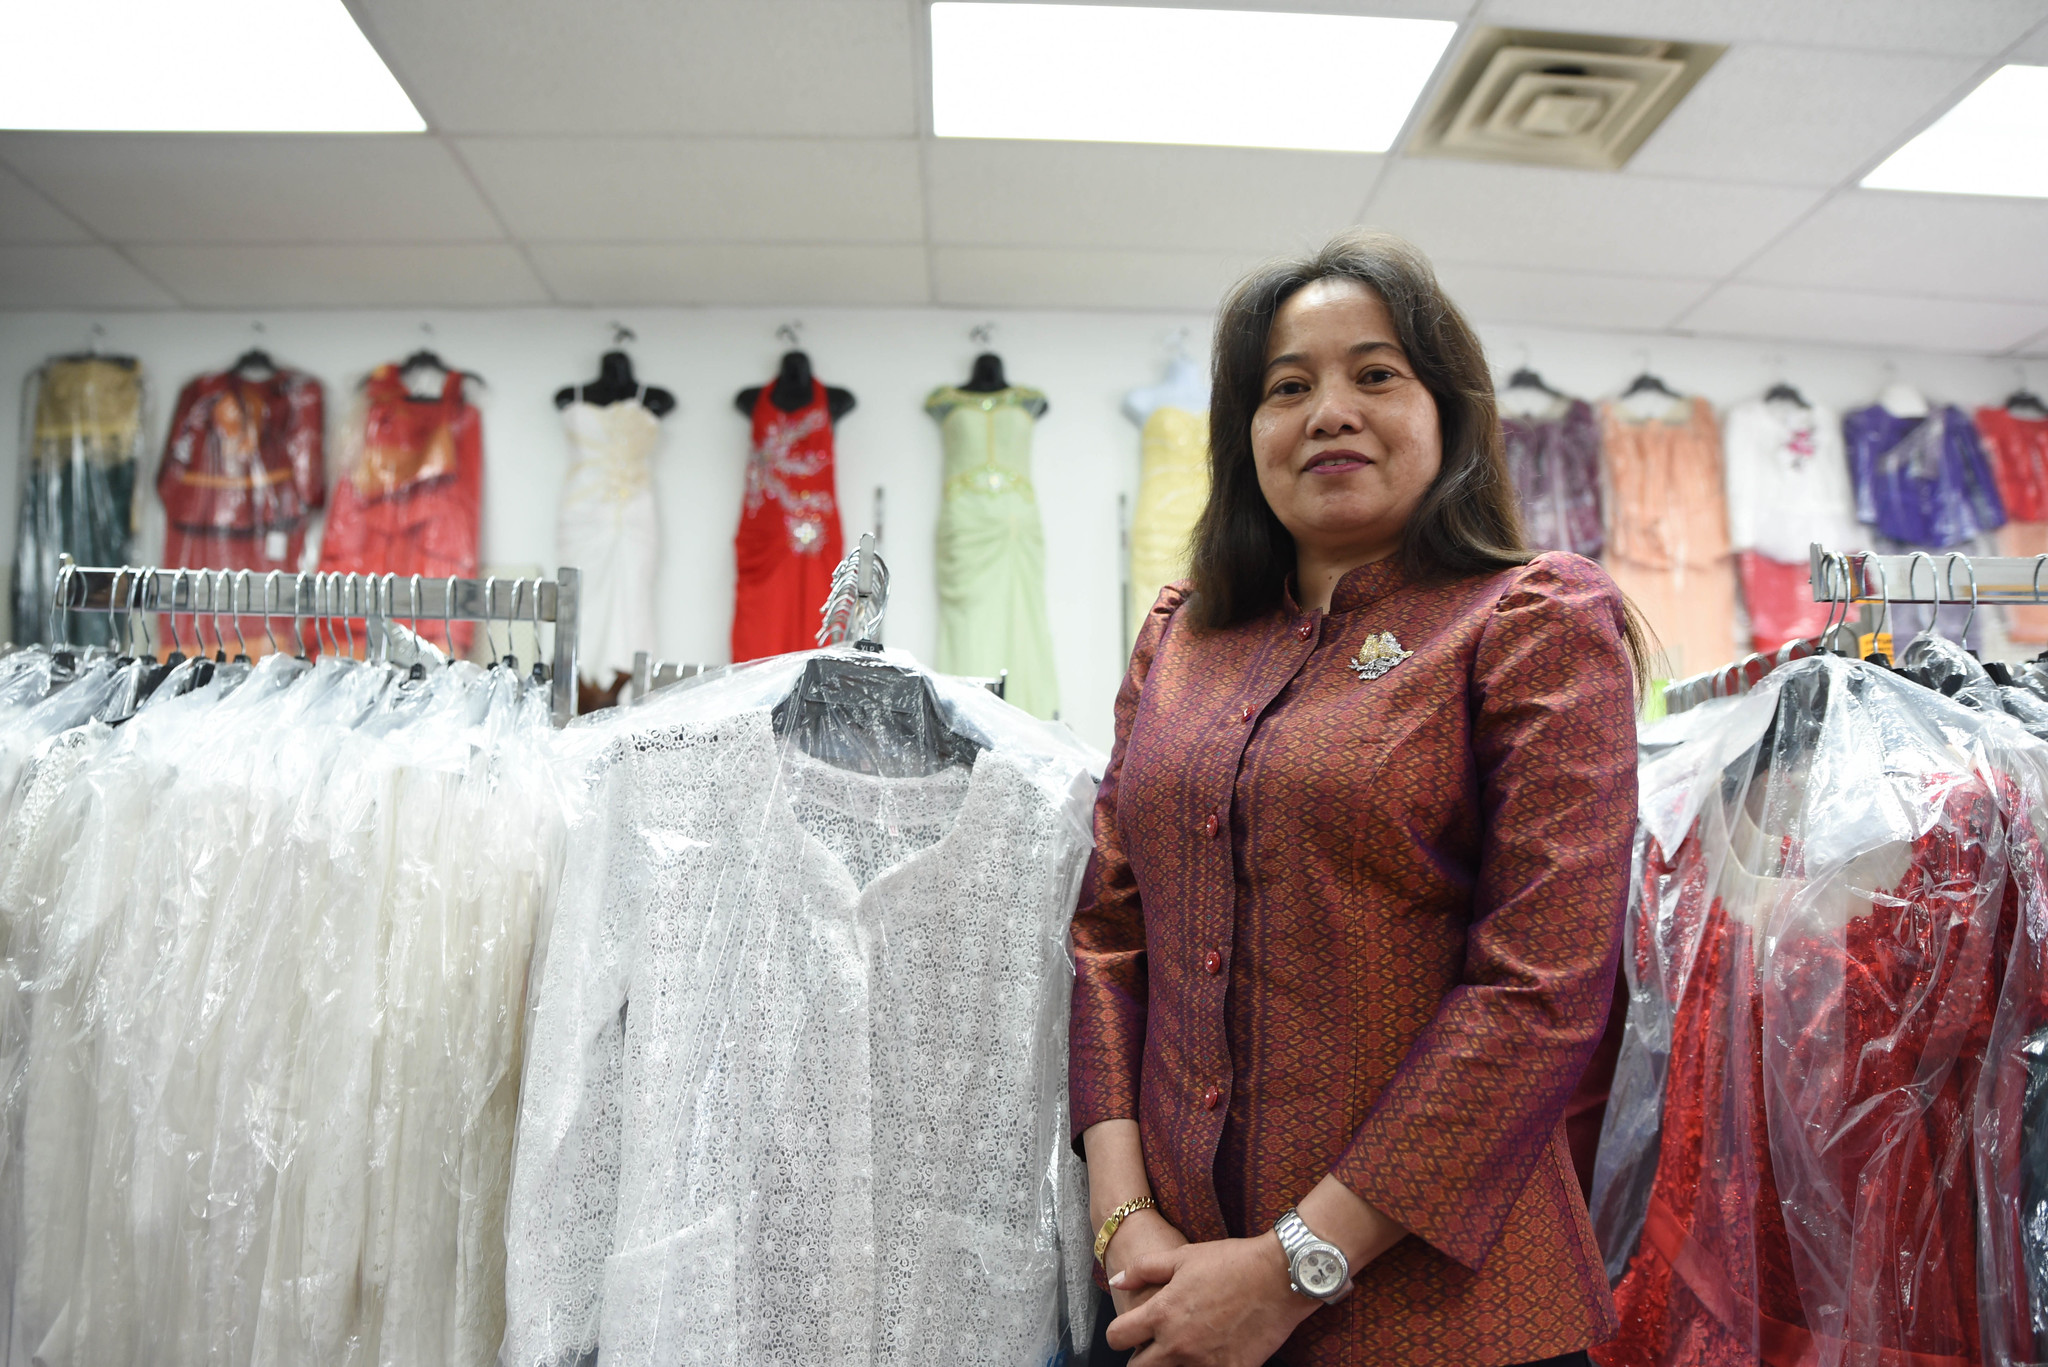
top-left (1069, 230), bottom-right (1649, 1367)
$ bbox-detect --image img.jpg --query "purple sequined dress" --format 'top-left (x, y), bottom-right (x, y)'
top-left (1845, 404), bottom-right (2005, 549)
top-left (1502, 399), bottom-right (1604, 557)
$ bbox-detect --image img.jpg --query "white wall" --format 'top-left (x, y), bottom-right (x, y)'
top-left (0, 303), bottom-right (2032, 750)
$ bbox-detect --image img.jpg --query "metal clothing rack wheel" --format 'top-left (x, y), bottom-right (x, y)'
top-left (50, 557), bottom-right (583, 725)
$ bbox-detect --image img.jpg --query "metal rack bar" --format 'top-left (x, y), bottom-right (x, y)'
top-left (51, 561), bottom-right (583, 725)
top-left (1807, 542), bottom-right (2048, 604)
top-left (1662, 636), bottom-right (1828, 717)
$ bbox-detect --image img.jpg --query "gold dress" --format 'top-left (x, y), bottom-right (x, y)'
top-left (927, 385), bottom-right (1058, 719)
top-left (1128, 406), bottom-right (1209, 645)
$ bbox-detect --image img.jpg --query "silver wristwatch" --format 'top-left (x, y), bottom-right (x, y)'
top-left (1273, 1207), bottom-right (1351, 1303)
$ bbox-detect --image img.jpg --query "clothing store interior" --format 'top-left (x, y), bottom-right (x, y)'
top-left (4, 2), bottom-right (2048, 1366)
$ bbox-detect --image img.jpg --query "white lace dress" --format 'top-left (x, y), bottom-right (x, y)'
top-left (504, 704), bottom-right (1095, 1367)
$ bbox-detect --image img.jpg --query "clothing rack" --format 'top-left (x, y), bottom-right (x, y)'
top-left (626, 651), bottom-right (716, 705)
top-left (1661, 637), bottom-right (1831, 716)
top-left (49, 558), bottom-right (583, 725)
top-left (1805, 541), bottom-right (2048, 606)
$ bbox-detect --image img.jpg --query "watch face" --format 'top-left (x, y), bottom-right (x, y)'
top-left (1297, 1245), bottom-right (1346, 1297)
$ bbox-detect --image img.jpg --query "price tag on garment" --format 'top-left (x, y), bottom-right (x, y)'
top-left (1858, 631), bottom-right (1893, 661)
top-left (265, 531), bottom-right (288, 562)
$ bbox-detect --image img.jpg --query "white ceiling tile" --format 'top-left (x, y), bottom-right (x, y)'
top-left (354, 0), bottom-right (917, 136)
top-left (0, 162), bottom-right (89, 243)
top-left (1431, 262), bottom-right (1715, 330)
top-left (125, 245), bottom-right (549, 307)
top-left (0, 135), bottom-right (504, 243)
top-left (2012, 25), bottom-right (2048, 63)
top-left (926, 141), bottom-right (1380, 252)
top-left (1366, 159), bottom-right (1821, 275)
top-left (527, 243), bottom-right (929, 305)
top-left (1739, 191), bottom-right (2048, 303)
top-left (0, 245), bottom-right (176, 308)
top-left (1679, 282), bottom-right (2048, 353)
top-left (456, 138), bottom-right (924, 243)
top-left (932, 246), bottom-right (1254, 311)
top-left (1473, 0), bottom-right (2048, 55)
top-left (1627, 46), bottom-right (1981, 186)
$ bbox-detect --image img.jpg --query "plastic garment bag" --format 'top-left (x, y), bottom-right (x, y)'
top-left (1593, 656), bottom-right (2017, 1367)
top-left (11, 359), bottom-right (143, 647)
top-left (316, 366), bottom-right (482, 655)
top-left (0, 650), bottom-right (565, 1367)
top-left (503, 646), bottom-right (1104, 1367)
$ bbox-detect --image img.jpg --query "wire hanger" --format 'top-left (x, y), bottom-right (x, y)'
top-left (1622, 350), bottom-right (1682, 400)
top-left (2006, 364), bottom-right (2046, 417)
top-left (1761, 354), bottom-right (1808, 408)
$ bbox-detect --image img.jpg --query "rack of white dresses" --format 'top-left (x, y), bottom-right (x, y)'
top-left (49, 558), bottom-right (583, 725)
top-left (1660, 542), bottom-right (2048, 716)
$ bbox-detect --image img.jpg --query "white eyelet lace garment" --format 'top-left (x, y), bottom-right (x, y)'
top-left (504, 703), bottom-right (1097, 1367)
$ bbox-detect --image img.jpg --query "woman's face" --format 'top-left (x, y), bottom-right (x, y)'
top-left (1250, 277), bottom-right (1442, 566)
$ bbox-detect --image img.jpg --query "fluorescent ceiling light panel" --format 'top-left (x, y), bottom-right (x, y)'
top-left (1861, 64), bottom-right (2048, 198)
top-left (930, 4), bottom-right (1456, 153)
top-left (0, 0), bottom-right (424, 132)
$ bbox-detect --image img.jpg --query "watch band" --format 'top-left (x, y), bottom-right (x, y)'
top-left (1093, 1196), bottom-right (1157, 1268)
top-left (1273, 1206), bottom-right (1353, 1304)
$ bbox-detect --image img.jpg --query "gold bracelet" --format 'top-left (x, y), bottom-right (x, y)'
top-left (1093, 1196), bottom-right (1158, 1268)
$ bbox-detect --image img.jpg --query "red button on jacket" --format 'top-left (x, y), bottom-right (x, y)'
top-left (1202, 813), bottom-right (1219, 838)
top-left (1238, 703), bottom-right (1254, 723)
top-left (1202, 1086), bottom-right (1221, 1112)
top-left (1205, 949), bottom-right (1223, 975)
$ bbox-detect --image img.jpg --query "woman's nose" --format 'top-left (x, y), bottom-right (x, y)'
top-left (1305, 388), bottom-right (1366, 439)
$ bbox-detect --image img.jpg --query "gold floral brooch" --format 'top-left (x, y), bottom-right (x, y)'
top-left (1348, 631), bottom-right (1414, 681)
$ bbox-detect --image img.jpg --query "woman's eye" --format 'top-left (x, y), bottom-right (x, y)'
top-left (1360, 367), bottom-right (1397, 385)
top-left (1269, 378), bottom-right (1308, 397)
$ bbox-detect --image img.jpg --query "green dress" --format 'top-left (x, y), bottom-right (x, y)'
top-left (926, 385), bottom-right (1059, 719)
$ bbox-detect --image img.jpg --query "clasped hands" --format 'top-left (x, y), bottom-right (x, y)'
top-left (1100, 1209), bottom-right (1319, 1367)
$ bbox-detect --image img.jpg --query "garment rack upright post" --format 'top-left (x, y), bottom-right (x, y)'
top-left (50, 560), bottom-right (583, 725)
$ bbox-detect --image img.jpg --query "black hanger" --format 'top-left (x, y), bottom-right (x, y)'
top-left (365, 349), bottom-right (485, 391)
top-left (1502, 365), bottom-right (1563, 396)
top-left (771, 655), bottom-right (981, 777)
top-left (734, 350), bottom-right (856, 420)
top-left (231, 348), bottom-right (277, 377)
top-left (1623, 370), bottom-right (1683, 399)
top-left (1764, 380), bottom-right (1810, 408)
top-left (555, 349), bottom-right (677, 416)
top-left (2006, 387), bottom-right (2048, 417)
top-left (961, 352), bottom-right (1009, 392)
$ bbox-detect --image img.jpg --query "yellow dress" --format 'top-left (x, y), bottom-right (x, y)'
top-left (927, 385), bottom-right (1059, 718)
top-left (1128, 406), bottom-right (1209, 644)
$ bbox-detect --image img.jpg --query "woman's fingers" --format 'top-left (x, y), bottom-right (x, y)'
top-left (1111, 1247), bottom-right (1183, 1291)
top-left (1102, 1298), bottom-right (1161, 1352)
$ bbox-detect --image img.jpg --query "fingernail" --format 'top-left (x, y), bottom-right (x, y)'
top-left (1108, 1271), bottom-right (1126, 1288)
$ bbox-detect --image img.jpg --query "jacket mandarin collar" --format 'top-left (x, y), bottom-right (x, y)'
top-left (1284, 557), bottom-right (1408, 617)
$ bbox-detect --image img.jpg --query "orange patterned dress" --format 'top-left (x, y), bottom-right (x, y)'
top-left (1070, 553), bottom-right (1637, 1365)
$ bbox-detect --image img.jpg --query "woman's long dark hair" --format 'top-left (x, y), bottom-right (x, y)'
top-left (1186, 229), bottom-right (1654, 691)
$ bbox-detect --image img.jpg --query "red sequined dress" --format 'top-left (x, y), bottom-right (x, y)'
top-left (316, 365), bottom-right (482, 654)
top-left (1596, 776), bottom-right (2006, 1367)
top-left (731, 379), bottom-right (843, 663)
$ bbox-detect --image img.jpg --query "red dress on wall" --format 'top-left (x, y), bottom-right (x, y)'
top-left (157, 365), bottom-right (324, 647)
top-left (731, 379), bottom-right (843, 663)
top-left (316, 365), bottom-right (482, 654)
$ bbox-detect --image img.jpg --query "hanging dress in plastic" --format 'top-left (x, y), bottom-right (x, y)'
top-left (502, 650), bottom-right (1102, 1367)
top-left (156, 365), bottom-right (324, 645)
top-left (927, 385), bottom-right (1058, 718)
top-left (11, 358), bottom-right (142, 648)
top-left (316, 365), bottom-right (483, 655)
top-left (1592, 657), bottom-right (2014, 1367)
top-left (1502, 397), bottom-right (1604, 559)
top-left (0, 650), bottom-right (564, 1367)
top-left (1127, 405), bottom-right (1209, 647)
top-left (731, 380), bottom-right (844, 664)
top-left (1601, 398), bottom-right (1741, 681)
top-left (1845, 403), bottom-right (2005, 551)
top-left (557, 392), bottom-right (660, 683)
top-left (1978, 406), bottom-right (2048, 643)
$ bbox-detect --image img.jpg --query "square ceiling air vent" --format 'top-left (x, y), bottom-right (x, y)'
top-left (1410, 27), bottom-right (1723, 170)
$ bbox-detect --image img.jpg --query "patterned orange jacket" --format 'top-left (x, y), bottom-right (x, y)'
top-left (1069, 552), bottom-right (1636, 1365)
